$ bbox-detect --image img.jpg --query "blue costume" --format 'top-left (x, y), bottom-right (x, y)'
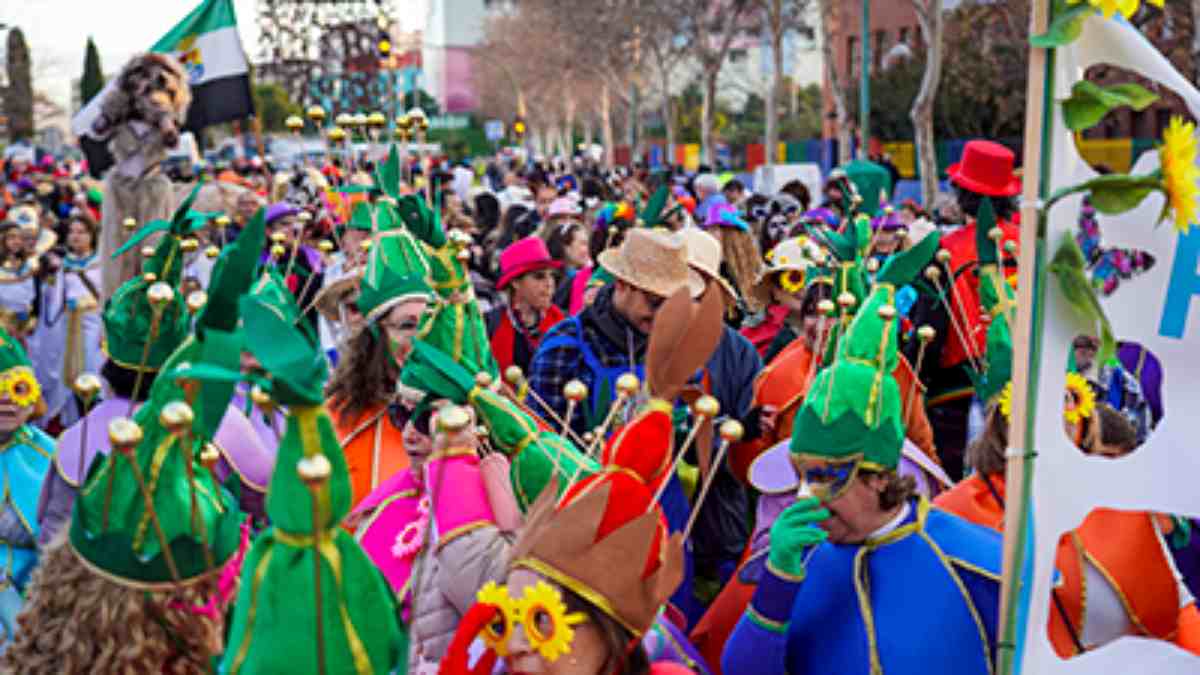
top-left (723, 499), bottom-right (1002, 674)
top-left (0, 423), bottom-right (54, 641)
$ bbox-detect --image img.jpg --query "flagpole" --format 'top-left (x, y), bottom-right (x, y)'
top-left (997, 0), bottom-right (1054, 672)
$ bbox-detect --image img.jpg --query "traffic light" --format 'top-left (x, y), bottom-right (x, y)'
top-left (378, 33), bottom-right (391, 58)
top-left (513, 116), bottom-right (526, 140)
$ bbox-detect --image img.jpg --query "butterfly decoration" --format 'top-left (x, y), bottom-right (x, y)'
top-left (1075, 199), bottom-right (1156, 297)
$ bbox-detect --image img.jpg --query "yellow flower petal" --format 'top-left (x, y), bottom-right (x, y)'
top-left (1159, 116), bottom-right (1200, 235)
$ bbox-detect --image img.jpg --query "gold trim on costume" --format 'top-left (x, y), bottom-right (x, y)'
top-left (916, 524), bottom-right (995, 675)
top-left (515, 556), bottom-right (642, 636)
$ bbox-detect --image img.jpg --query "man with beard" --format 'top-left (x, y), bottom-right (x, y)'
top-left (529, 228), bottom-right (703, 436)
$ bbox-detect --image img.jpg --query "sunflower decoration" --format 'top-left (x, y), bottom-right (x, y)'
top-left (778, 269), bottom-right (807, 295)
top-left (997, 382), bottom-right (1014, 420)
top-left (519, 580), bottom-right (586, 662)
top-left (1063, 372), bottom-right (1097, 425)
top-left (1069, 0), bottom-right (1163, 20)
top-left (476, 581), bottom-right (517, 657)
top-left (1159, 115), bottom-right (1200, 234)
top-left (1, 367), bottom-right (41, 408)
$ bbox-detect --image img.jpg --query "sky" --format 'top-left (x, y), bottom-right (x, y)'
top-left (0, 0), bottom-right (429, 114)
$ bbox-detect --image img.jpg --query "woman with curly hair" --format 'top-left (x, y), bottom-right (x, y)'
top-left (2, 529), bottom-right (237, 674)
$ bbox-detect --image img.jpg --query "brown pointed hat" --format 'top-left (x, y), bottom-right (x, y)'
top-left (509, 404), bottom-right (684, 636)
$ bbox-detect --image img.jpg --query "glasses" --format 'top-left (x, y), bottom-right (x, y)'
top-left (0, 367), bottom-right (40, 407)
top-left (799, 459), bottom-right (862, 502)
top-left (476, 580), bottom-right (586, 661)
top-left (381, 318), bottom-right (422, 335)
top-left (388, 401), bottom-right (433, 436)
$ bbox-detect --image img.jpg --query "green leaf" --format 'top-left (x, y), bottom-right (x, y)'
top-left (1062, 81), bottom-right (1160, 132)
top-left (1030, 3), bottom-right (1093, 48)
top-left (1049, 234), bottom-right (1116, 365)
top-left (1047, 173), bottom-right (1163, 215)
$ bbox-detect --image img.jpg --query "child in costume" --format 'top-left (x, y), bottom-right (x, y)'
top-left (0, 327), bottom-right (54, 643)
top-left (723, 244), bottom-right (1005, 674)
top-left (39, 194), bottom-right (275, 540)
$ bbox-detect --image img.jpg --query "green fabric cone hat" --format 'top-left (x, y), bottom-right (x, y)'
top-left (358, 210), bottom-right (435, 324)
top-left (239, 271), bottom-right (328, 406)
top-left (347, 201), bottom-right (376, 232)
top-left (68, 336), bottom-right (243, 588)
top-left (842, 159), bottom-right (892, 218)
top-left (102, 238), bottom-right (192, 374)
top-left (394, 190), bottom-right (499, 377)
top-left (0, 325), bottom-right (33, 372)
top-left (639, 183), bottom-right (670, 228)
top-left (791, 282), bottom-right (904, 470)
top-left (967, 197), bottom-right (1015, 405)
top-left (220, 407), bottom-right (404, 674)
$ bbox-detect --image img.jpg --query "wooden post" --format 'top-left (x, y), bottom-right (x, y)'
top-left (996, 0), bottom-right (1053, 673)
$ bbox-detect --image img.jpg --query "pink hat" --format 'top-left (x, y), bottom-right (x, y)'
top-left (547, 196), bottom-right (582, 218)
top-left (497, 236), bottom-right (562, 289)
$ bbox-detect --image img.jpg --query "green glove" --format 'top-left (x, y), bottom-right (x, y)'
top-left (767, 497), bottom-right (830, 582)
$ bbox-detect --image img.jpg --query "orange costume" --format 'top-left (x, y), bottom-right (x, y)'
top-left (935, 474), bottom-right (1200, 657)
top-left (329, 400), bottom-right (410, 507)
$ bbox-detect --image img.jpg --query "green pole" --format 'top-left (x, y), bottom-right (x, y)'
top-left (859, 0), bottom-right (871, 159)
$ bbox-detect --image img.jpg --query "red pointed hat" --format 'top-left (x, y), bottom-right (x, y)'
top-left (497, 236), bottom-right (562, 289)
top-left (947, 140), bottom-right (1021, 197)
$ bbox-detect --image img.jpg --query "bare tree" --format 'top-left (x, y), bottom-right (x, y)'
top-left (678, 0), bottom-right (755, 166)
top-left (759, 0), bottom-right (813, 165)
top-left (818, 0), bottom-right (852, 165)
top-left (911, 0), bottom-right (945, 206)
top-left (5, 27), bottom-right (33, 141)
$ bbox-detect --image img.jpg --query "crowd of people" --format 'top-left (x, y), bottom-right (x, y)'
top-left (0, 132), bottom-right (1193, 674)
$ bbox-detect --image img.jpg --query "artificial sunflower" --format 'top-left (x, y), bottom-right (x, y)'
top-left (778, 269), bottom-right (807, 294)
top-left (997, 382), bottom-right (1014, 420)
top-left (1069, 0), bottom-right (1162, 20)
top-left (1063, 372), bottom-right (1097, 425)
top-left (520, 580), bottom-right (586, 662)
top-left (1159, 115), bottom-right (1200, 234)
top-left (2, 367), bottom-right (40, 408)
top-left (475, 581), bottom-right (516, 656)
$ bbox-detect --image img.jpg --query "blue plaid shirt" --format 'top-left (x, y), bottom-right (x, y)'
top-left (528, 286), bottom-right (644, 435)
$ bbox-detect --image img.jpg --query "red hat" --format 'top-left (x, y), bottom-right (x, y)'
top-left (497, 236), bottom-right (562, 290)
top-left (947, 140), bottom-right (1021, 197)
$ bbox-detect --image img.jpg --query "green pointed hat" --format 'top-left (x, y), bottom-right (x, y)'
top-left (966, 198), bottom-right (1015, 405)
top-left (0, 325), bottom-right (32, 372)
top-left (841, 159), bottom-right (892, 218)
top-left (221, 345), bottom-right (404, 673)
top-left (68, 337), bottom-right (244, 588)
top-left (791, 282), bottom-right (905, 469)
top-left (347, 201), bottom-right (376, 232)
top-left (638, 183), bottom-right (671, 228)
top-left (402, 340), bottom-right (599, 509)
top-left (239, 271), bottom-right (329, 406)
top-left (357, 211), bottom-right (435, 324)
top-left (102, 237), bottom-right (191, 374)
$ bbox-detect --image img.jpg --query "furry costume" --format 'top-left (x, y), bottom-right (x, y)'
top-left (91, 53), bottom-right (192, 298)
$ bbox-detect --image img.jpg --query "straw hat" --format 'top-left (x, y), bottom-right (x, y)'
top-left (313, 264), bottom-right (364, 322)
top-left (680, 227), bottom-right (736, 302)
top-left (597, 228), bottom-right (704, 299)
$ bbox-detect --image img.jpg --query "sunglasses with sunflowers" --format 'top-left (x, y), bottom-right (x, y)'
top-left (475, 580), bottom-right (586, 662)
top-left (0, 367), bottom-right (41, 408)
